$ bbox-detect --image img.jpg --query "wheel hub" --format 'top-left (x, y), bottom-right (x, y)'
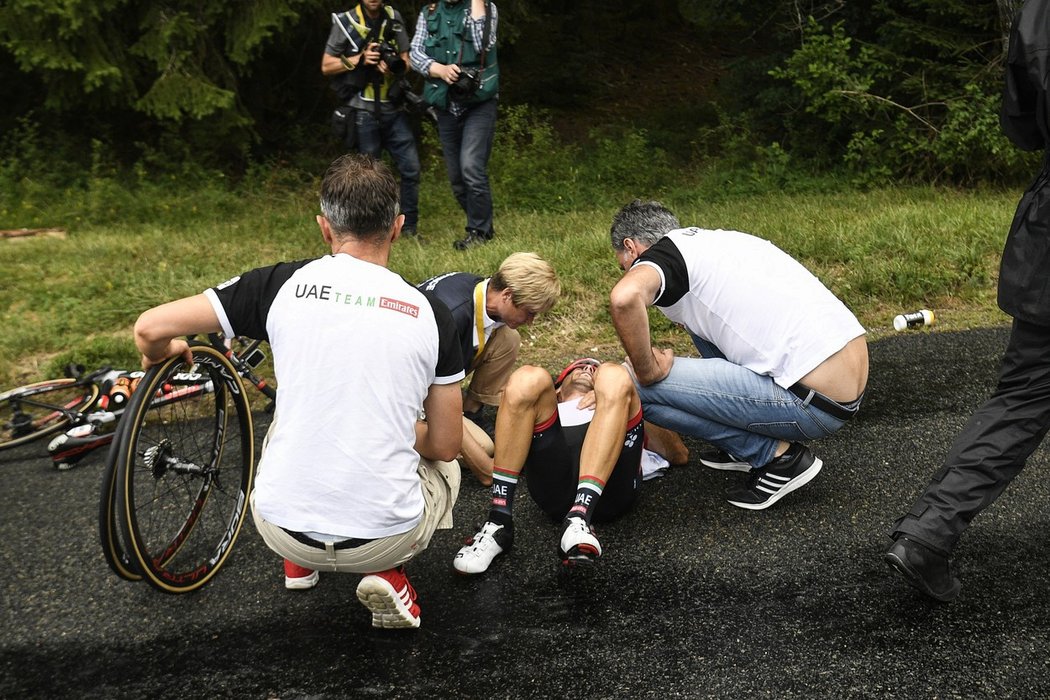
top-left (143, 439), bottom-right (174, 479)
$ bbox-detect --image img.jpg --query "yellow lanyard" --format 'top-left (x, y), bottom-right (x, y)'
top-left (473, 281), bottom-right (487, 364)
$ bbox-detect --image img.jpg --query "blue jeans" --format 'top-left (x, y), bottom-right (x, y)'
top-left (355, 109), bottom-right (421, 229)
top-left (435, 99), bottom-right (497, 234)
top-left (636, 334), bottom-right (851, 467)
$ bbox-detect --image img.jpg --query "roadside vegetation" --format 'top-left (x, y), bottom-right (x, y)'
top-left (0, 107), bottom-right (1018, 389)
top-left (0, 2), bottom-right (1031, 388)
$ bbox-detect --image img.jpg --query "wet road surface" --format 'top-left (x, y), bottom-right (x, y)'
top-left (3, 326), bottom-right (1049, 698)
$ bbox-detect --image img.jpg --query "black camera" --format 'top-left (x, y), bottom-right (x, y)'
top-left (376, 43), bottom-right (407, 76)
top-left (398, 80), bottom-right (439, 124)
top-left (448, 66), bottom-right (481, 101)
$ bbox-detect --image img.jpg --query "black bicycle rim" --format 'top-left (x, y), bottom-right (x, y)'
top-left (116, 344), bottom-right (255, 594)
top-left (98, 404), bottom-right (142, 582)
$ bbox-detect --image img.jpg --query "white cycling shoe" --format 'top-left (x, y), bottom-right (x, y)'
top-left (559, 516), bottom-right (601, 564)
top-left (453, 520), bottom-right (513, 574)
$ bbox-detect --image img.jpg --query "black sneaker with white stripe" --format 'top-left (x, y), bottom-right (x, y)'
top-left (726, 443), bottom-right (823, 510)
top-left (698, 449), bottom-right (751, 472)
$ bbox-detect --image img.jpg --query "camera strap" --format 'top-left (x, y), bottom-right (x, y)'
top-left (349, 4), bottom-right (384, 44)
top-left (367, 27), bottom-right (383, 117)
top-left (332, 12), bottom-right (360, 52)
top-left (480, 0), bottom-right (491, 66)
top-left (334, 5), bottom-right (386, 51)
top-left (331, 7), bottom-right (377, 104)
top-left (454, 0), bottom-right (491, 66)
top-left (350, 4), bottom-right (386, 115)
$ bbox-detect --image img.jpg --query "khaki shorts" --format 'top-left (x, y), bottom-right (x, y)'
top-left (251, 458), bottom-right (461, 574)
top-left (467, 325), bottom-right (520, 406)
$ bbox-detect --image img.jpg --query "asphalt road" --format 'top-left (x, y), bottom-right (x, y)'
top-left (3, 326), bottom-right (1049, 699)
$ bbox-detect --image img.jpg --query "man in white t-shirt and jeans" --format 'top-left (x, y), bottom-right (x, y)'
top-left (133, 154), bottom-right (464, 629)
top-left (608, 199), bottom-right (868, 510)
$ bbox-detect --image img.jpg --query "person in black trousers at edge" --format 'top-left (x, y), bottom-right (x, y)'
top-left (410, 0), bottom-right (499, 250)
top-left (885, 0), bottom-right (1050, 602)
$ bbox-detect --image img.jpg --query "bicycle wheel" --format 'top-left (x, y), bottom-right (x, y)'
top-left (98, 411), bottom-right (142, 582)
top-left (115, 343), bottom-right (255, 593)
top-left (0, 378), bottom-right (100, 451)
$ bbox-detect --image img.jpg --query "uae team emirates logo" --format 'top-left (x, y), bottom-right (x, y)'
top-left (380, 297), bottom-right (419, 317)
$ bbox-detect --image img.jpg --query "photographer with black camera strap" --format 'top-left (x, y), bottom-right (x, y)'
top-left (322, 0), bottom-right (423, 238)
top-left (410, 0), bottom-right (499, 250)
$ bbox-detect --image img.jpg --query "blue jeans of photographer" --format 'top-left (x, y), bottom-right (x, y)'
top-left (636, 334), bottom-right (852, 468)
top-left (435, 98), bottom-right (496, 235)
top-left (355, 108), bottom-right (421, 231)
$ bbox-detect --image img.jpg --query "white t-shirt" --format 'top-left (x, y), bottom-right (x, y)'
top-left (205, 254), bottom-right (464, 539)
top-left (634, 228), bottom-right (866, 389)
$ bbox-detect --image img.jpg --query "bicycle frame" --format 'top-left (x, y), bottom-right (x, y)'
top-left (1, 335), bottom-right (275, 469)
top-left (47, 378), bottom-right (208, 469)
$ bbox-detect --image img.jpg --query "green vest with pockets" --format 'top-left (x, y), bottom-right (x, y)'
top-left (422, 1), bottom-right (499, 109)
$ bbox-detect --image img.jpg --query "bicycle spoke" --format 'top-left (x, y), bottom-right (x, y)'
top-left (116, 344), bottom-right (254, 593)
top-left (0, 379), bottom-right (99, 451)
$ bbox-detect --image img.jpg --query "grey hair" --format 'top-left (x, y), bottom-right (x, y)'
top-left (609, 199), bottom-right (680, 251)
top-left (319, 154), bottom-right (400, 240)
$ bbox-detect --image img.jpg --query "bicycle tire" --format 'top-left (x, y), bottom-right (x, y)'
top-left (0, 378), bottom-right (100, 451)
top-left (98, 409), bottom-right (142, 582)
top-left (115, 343), bottom-right (255, 593)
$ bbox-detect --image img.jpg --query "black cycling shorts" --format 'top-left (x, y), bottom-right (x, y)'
top-left (523, 408), bottom-right (644, 524)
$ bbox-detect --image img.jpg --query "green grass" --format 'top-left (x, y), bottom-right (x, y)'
top-left (0, 172), bottom-right (1018, 389)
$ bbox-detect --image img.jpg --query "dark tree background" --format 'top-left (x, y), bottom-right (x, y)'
top-left (0, 0), bottom-right (1028, 182)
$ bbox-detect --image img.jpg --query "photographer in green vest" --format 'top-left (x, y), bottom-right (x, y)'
top-left (410, 0), bottom-right (499, 250)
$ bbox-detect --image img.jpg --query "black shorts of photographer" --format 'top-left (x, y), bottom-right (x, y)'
top-left (322, 3), bottom-right (423, 238)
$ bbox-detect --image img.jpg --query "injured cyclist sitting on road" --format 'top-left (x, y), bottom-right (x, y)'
top-left (453, 357), bottom-right (689, 574)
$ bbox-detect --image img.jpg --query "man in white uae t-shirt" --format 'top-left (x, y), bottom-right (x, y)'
top-left (608, 199), bottom-right (868, 511)
top-left (133, 154), bottom-right (464, 629)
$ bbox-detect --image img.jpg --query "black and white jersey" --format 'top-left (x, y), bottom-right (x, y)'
top-left (417, 271), bottom-right (502, 374)
top-left (634, 228), bottom-right (866, 389)
top-left (205, 253), bottom-right (464, 540)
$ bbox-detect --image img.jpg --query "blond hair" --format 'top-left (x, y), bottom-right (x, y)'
top-left (490, 252), bottom-right (560, 314)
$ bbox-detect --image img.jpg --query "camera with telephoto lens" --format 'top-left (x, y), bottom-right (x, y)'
top-left (376, 43), bottom-right (407, 76)
top-left (448, 66), bottom-right (481, 101)
top-left (397, 79), bottom-right (439, 124)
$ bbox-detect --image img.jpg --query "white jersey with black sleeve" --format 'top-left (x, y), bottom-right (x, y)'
top-left (204, 253), bottom-right (465, 540)
top-left (633, 228), bottom-right (866, 389)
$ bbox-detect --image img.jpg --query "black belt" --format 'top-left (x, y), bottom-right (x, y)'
top-left (281, 528), bottom-right (373, 550)
top-left (788, 384), bottom-right (861, 422)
